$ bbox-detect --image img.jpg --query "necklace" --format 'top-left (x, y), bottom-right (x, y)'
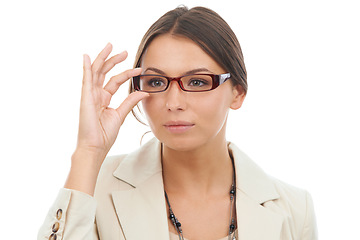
top-left (164, 159), bottom-right (237, 240)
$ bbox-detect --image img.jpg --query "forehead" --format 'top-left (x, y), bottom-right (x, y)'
top-left (141, 34), bottom-right (226, 76)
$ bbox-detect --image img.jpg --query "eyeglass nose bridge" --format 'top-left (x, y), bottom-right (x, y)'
top-left (165, 76), bottom-right (187, 91)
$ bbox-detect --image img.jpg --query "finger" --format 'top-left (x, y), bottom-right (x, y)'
top-left (116, 91), bottom-right (150, 121)
top-left (91, 43), bottom-right (113, 78)
top-left (102, 51), bottom-right (128, 75)
top-left (103, 68), bottom-right (142, 95)
top-left (82, 54), bottom-right (92, 88)
top-left (97, 51), bottom-right (128, 86)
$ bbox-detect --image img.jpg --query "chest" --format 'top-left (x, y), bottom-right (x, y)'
top-left (165, 195), bottom-right (235, 240)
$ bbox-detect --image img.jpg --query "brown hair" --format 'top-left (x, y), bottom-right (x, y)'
top-left (130, 6), bottom-right (247, 124)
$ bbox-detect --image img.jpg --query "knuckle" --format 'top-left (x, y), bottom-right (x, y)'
top-left (92, 68), bottom-right (100, 75)
top-left (98, 72), bottom-right (105, 81)
top-left (91, 64), bottom-right (100, 74)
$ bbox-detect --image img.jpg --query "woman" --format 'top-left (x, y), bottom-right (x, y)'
top-left (38, 6), bottom-right (317, 240)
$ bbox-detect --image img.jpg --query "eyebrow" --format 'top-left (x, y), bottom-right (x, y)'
top-left (144, 67), bottom-right (213, 76)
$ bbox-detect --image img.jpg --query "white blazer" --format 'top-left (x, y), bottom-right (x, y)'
top-left (38, 138), bottom-right (317, 239)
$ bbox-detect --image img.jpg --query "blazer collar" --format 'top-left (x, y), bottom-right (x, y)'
top-left (112, 139), bottom-right (284, 239)
top-left (112, 139), bottom-right (169, 239)
top-left (113, 139), bottom-right (279, 202)
top-left (228, 142), bottom-right (284, 239)
top-left (228, 142), bottom-right (280, 204)
top-left (113, 138), bottom-right (163, 187)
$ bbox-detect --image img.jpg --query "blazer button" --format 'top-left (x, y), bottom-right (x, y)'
top-left (49, 233), bottom-right (57, 240)
top-left (56, 209), bottom-right (62, 220)
top-left (52, 222), bottom-right (60, 232)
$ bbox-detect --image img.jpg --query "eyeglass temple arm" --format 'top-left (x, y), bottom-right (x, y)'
top-left (219, 73), bottom-right (231, 84)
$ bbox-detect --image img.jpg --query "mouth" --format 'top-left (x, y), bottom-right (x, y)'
top-left (163, 121), bottom-right (195, 133)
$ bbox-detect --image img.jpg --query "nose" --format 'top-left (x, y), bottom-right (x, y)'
top-left (165, 81), bottom-right (186, 111)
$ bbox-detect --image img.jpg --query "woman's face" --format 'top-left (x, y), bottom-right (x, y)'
top-left (140, 34), bottom-right (245, 151)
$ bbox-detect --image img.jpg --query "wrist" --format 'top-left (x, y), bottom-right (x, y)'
top-left (71, 147), bottom-right (106, 169)
top-left (64, 149), bottom-right (106, 196)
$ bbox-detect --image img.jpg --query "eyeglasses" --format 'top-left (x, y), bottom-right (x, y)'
top-left (132, 73), bottom-right (231, 93)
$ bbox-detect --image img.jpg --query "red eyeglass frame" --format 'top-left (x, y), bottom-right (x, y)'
top-left (132, 73), bottom-right (231, 93)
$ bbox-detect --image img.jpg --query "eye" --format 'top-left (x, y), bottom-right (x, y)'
top-left (150, 79), bottom-right (164, 87)
top-left (190, 79), bottom-right (203, 86)
top-left (146, 77), bottom-right (166, 88)
top-left (188, 78), bottom-right (210, 87)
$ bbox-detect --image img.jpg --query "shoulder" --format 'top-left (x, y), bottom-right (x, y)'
top-left (265, 177), bottom-right (317, 238)
top-left (229, 141), bottom-right (313, 211)
top-left (271, 176), bottom-right (310, 206)
top-left (268, 176), bottom-right (312, 215)
top-left (229, 142), bottom-right (317, 238)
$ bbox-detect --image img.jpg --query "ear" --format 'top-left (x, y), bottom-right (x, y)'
top-left (230, 85), bottom-right (246, 110)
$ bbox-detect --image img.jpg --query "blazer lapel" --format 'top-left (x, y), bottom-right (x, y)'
top-left (110, 140), bottom-right (285, 240)
top-left (111, 139), bottom-right (170, 240)
top-left (229, 142), bottom-right (285, 240)
top-left (236, 191), bottom-right (284, 239)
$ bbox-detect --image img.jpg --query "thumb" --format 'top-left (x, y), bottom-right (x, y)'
top-left (116, 91), bottom-right (150, 123)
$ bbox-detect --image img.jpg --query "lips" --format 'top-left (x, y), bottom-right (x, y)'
top-left (163, 121), bottom-right (195, 133)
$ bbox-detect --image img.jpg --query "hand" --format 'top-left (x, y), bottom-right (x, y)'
top-left (65, 43), bottom-right (149, 195)
top-left (77, 43), bottom-right (149, 159)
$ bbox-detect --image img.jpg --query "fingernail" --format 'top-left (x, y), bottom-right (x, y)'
top-left (83, 54), bottom-right (90, 64)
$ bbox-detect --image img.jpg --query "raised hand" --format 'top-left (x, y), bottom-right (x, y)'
top-left (65, 43), bottom-right (149, 195)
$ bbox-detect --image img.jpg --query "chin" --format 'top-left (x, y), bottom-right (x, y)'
top-left (158, 134), bottom-right (209, 152)
top-left (165, 142), bottom-right (196, 152)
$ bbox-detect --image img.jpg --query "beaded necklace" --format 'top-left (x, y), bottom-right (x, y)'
top-left (164, 159), bottom-right (237, 240)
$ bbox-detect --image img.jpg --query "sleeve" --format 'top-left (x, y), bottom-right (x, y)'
top-left (37, 188), bottom-right (99, 240)
top-left (301, 191), bottom-right (318, 240)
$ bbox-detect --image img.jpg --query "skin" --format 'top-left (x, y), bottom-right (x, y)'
top-left (141, 34), bottom-right (245, 239)
top-left (64, 34), bottom-right (245, 239)
top-left (64, 44), bottom-right (150, 196)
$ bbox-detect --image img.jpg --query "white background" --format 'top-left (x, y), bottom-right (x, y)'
top-left (1, 0), bottom-right (359, 238)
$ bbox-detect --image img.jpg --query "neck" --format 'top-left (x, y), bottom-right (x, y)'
top-left (162, 138), bottom-right (234, 197)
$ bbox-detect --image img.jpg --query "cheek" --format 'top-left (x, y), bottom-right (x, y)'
top-left (194, 96), bottom-right (230, 128)
top-left (141, 97), bottom-right (161, 125)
